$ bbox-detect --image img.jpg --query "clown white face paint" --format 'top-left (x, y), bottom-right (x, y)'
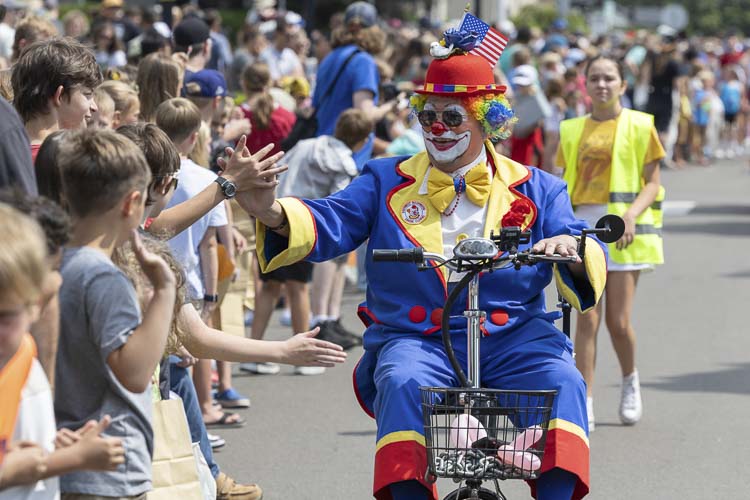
top-left (422, 101), bottom-right (472, 165)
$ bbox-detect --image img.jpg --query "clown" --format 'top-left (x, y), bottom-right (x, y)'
top-left (236, 28), bottom-right (607, 500)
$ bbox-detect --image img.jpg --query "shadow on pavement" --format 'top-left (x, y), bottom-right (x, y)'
top-left (690, 204), bottom-right (750, 216)
top-left (663, 221), bottom-right (750, 236)
top-left (590, 422), bottom-right (627, 429)
top-left (338, 430), bottom-right (377, 437)
top-left (642, 363), bottom-right (750, 395)
top-left (722, 269), bottom-right (750, 279)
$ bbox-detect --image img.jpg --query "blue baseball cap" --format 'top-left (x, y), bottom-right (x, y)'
top-left (183, 69), bottom-right (227, 98)
top-left (551, 18), bottom-right (568, 31)
top-left (544, 33), bottom-right (569, 52)
top-left (345, 1), bottom-right (377, 28)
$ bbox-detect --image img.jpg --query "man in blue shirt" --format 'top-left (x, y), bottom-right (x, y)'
top-left (312, 2), bottom-right (396, 171)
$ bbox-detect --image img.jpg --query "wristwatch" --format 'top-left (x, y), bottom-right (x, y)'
top-left (214, 176), bottom-right (237, 199)
top-left (203, 294), bottom-right (219, 303)
top-left (268, 211), bottom-right (288, 232)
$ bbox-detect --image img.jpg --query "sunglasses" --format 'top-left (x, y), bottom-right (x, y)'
top-left (152, 175), bottom-right (179, 193)
top-left (417, 109), bottom-right (469, 128)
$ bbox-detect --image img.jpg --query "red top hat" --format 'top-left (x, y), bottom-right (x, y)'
top-left (415, 52), bottom-right (506, 96)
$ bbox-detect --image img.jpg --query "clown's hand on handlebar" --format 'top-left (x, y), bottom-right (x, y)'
top-left (530, 234), bottom-right (581, 264)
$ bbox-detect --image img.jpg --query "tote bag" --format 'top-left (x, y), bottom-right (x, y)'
top-left (148, 398), bottom-right (206, 500)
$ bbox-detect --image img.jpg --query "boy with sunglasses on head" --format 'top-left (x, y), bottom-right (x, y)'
top-left (154, 97), bottom-right (246, 430)
top-left (116, 123), bottom-right (181, 221)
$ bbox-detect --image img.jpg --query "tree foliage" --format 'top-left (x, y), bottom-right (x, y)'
top-left (617, 0), bottom-right (750, 36)
top-left (512, 4), bottom-right (589, 34)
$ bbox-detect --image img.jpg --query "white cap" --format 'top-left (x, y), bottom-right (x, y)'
top-left (512, 64), bottom-right (538, 87)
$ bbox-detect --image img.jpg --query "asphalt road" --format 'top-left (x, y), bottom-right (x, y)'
top-left (214, 159), bottom-right (750, 499)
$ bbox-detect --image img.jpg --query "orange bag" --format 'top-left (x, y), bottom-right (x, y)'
top-left (0, 334), bottom-right (36, 465)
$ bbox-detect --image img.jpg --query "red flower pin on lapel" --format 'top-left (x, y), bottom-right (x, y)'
top-left (501, 198), bottom-right (533, 228)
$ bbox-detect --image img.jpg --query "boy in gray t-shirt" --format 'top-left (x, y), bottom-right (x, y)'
top-left (56, 248), bottom-right (152, 496)
top-left (54, 130), bottom-right (176, 498)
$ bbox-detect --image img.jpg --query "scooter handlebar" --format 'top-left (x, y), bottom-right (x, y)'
top-left (372, 248), bottom-right (425, 263)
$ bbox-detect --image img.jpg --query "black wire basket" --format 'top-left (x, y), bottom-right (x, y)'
top-left (420, 387), bottom-right (557, 483)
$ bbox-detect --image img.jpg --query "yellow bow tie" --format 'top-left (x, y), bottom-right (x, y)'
top-left (427, 163), bottom-right (491, 213)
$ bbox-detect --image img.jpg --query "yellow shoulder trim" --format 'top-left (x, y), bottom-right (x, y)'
top-left (483, 143), bottom-right (537, 235)
top-left (486, 141), bottom-right (529, 188)
top-left (256, 197), bottom-right (316, 273)
top-left (396, 150), bottom-right (431, 179)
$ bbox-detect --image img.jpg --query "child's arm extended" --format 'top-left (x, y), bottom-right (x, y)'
top-left (198, 227), bottom-right (220, 324)
top-left (147, 137), bottom-right (285, 236)
top-left (147, 182), bottom-right (227, 236)
top-left (179, 303), bottom-right (347, 367)
top-left (108, 231), bottom-right (176, 393)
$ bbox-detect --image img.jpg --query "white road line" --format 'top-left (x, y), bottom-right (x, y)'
top-left (663, 201), bottom-right (697, 217)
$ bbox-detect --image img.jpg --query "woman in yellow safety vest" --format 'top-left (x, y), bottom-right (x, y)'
top-left (556, 55), bottom-right (665, 432)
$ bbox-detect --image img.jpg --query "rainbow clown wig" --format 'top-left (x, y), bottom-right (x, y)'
top-left (410, 91), bottom-right (516, 141)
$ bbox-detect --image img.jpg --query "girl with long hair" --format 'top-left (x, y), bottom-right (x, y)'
top-left (136, 52), bottom-right (183, 123)
top-left (557, 55), bottom-right (666, 431)
top-left (239, 62), bottom-right (296, 156)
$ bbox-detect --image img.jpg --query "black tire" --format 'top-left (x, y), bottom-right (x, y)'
top-left (443, 486), bottom-right (501, 500)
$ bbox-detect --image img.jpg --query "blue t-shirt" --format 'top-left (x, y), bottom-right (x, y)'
top-left (693, 89), bottom-right (710, 127)
top-left (719, 81), bottom-right (742, 115)
top-left (313, 45), bottom-right (379, 171)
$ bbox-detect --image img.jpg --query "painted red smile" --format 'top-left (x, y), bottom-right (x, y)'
top-left (428, 138), bottom-right (459, 151)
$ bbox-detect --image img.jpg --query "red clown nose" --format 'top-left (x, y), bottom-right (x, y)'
top-left (431, 121), bottom-right (447, 136)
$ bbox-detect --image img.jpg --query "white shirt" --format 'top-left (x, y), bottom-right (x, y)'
top-left (0, 23), bottom-right (14, 59)
top-left (259, 46), bottom-right (302, 81)
top-left (419, 150), bottom-right (491, 280)
top-left (166, 159), bottom-right (228, 300)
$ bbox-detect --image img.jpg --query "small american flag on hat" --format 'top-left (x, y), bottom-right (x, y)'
top-left (459, 12), bottom-right (508, 68)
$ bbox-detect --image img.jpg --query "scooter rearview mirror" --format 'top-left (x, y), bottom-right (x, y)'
top-left (594, 214), bottom-right (626, 243)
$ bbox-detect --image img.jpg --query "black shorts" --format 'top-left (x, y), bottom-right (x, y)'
top-left (725, 112), bottom-right (738, 124)
top-left (646, 99), bottom-right (672, 132)
top-left (651, 110), bottom-right (672, 133)
top-left (258, 260), bottom-right (314, 283)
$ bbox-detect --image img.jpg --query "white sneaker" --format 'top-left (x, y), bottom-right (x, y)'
top-left (293, 366), bottom-right (326, 376)
top-left (239, 362), bottom-right (281, 375)
top-left (586, 396), bottom-right (595, 432)
top-left (208, 433), bottom-right (226, 450)
top-left (279, 308), bottom-right (292, 327)
top-left (619, 370), bottom-right (643, 425)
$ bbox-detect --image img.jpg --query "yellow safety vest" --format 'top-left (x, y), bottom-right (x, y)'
top-left (559, 108), bottom-right (664, 265)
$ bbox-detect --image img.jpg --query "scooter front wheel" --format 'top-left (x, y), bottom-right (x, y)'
top-left (443, 486), bottom-right (502, 500)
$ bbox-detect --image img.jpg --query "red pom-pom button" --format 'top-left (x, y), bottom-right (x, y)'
top-left (431, 308), bottom-right (444, 326)
top-left (408, 306), bottom-right (427, 323)
top-left (489, 309), bottom-right (509, 326)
